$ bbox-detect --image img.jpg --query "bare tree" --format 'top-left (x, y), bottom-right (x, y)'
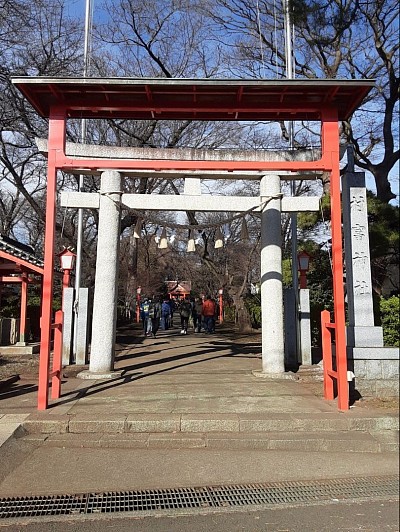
top-left (206, 0), bottom-right (399, 203)
top-left (0, 0), bottom-right (85, 250)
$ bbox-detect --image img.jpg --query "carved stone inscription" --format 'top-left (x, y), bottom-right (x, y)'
top-left (342, 173), bottom-right (374, 328)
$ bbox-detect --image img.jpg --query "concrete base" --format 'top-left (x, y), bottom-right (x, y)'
top-left (0, 343), bottom-right (40, 355)
top-left (347, 346), bottom-right (399, 399)
top-left (77, 370), bottom-right (123, 380)
top-left (252, 370), bottom-right (297, 380)
top-left (348, 347), bottom-right (399, 360)
top-left (347, 326), bottom-right (384, 348)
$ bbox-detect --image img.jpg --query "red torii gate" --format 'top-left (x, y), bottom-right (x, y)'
top-left (12, 77), bottom-right (374, 411)
top-left (0, 236), bottom-right (44, 345)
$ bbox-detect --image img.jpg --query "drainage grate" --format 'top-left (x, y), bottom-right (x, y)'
top-left (0, 476), bottom-right (398, 519)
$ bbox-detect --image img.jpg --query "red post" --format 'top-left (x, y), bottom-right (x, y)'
top-left (299, 272), bottom-right (307, 289)
top-left (321, 310), bottom-right (335, 400)
top-left (19, 272), bottom-right (28, 343)
top-left (218, 289), bottom-right (223, 323)
top-left (51, 310), bottom-right (63, 400)
top-left (322, 108), bottom-right (348, 411)
top-left (136, 287), bottom-right (141, 323)
top-left (38, 105), bottom-right (66, 411)
top-left (62, 270), bottom-right (71, 291)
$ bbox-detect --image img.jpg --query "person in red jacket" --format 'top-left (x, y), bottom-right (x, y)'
top-left (202, 295), bottom-right (216, 333)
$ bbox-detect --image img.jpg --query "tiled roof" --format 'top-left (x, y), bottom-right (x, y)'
top-left (0, 234), bottom-right (44, 269)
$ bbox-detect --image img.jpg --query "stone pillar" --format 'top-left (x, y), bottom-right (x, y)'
top-left (298, 288), bottom-right (312, 365)
top-left (342, 172), bottom-right (383, 347)
top-left (75, 287), bottom-right (90, 365)
top-left (81, 170), bottom-right (122, 377)
top-left (62, 287), bottom-right (74, 366)
top-left (259, 174), bottom-right (285, 374)
top-left (284, 288), bottom-right (297, 367)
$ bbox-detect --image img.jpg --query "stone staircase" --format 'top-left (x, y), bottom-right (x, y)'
top-left (19, 411), bottom-right (399, 453)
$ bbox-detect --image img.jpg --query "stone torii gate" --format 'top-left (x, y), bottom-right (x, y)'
top-left (12, 77), bottom-right (374, 411)
top-left (54, 145), bottom-right (320, 378)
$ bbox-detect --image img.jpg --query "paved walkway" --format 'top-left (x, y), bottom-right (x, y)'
top-left (0, 324), bottom-right (398, 497)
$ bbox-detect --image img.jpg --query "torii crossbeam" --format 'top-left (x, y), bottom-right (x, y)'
top-left (12, 77), bottom-right (374, 411)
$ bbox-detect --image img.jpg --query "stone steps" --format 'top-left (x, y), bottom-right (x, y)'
top-left (19, 413), bottom-right (399, 453)
top-left (22, 412), bottom-right (399, 435)
top-left (20, 429), bottom-right (398, 453)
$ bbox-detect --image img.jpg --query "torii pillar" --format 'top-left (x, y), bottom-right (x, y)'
top-left (260, 174), bottom-right (285, 374)
top-left (78, 170), bottom-right (122, 378)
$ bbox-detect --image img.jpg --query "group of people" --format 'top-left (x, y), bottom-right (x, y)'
top-left (140, 295), bottom-right (218, 337)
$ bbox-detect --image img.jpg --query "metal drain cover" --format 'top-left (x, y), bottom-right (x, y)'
top-left (0, 476), bottom-right (398, 519)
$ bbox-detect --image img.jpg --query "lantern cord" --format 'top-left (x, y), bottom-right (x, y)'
top-left (60, 194), bottom-right (70, 242)
top-left (319, 198), bottom-right (333, 274)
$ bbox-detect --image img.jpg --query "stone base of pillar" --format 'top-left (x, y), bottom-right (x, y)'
top-left (77, 370), bottom-right (123, 380)
top-left (347, 326), bottom-right (384, 348)
top-left (252, 370), bottom-right (297, 380)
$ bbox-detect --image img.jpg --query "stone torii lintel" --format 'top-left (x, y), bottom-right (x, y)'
top-left (60, 191), bottom-right (320, 213)
top-left (36, 138), bottom-right (326, 182)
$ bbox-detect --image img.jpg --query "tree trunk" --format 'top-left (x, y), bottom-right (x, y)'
top-left (231, 291), bottom-right (252, 333)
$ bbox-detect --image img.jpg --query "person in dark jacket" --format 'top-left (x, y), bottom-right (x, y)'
top-left (179, 298), bottom-right (192, 335)
top-left (193, 297), bottom-right (203, 332)
top-left (149, 297), bottom-right (162, 338)
top-left (161, 299), bottom-right (171, 330)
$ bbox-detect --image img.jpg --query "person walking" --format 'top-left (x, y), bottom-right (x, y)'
top-left (161, 299), bottom-right (171, 330)
top-left (149, 297), bottom-right (162, 338)
top-left (193, 297), bottom-right (203, 332)
top-left (169, 298), bottom-right (176, 327)
top-left (202, 295), bottom-right (216, 334)
top-left (179, 298), bottom-right (192, 335)
top-left (140, 298), bottom-right (152, 336)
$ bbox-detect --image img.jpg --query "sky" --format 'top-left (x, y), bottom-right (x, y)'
top-left (62, 0), bottom-right (398, 205)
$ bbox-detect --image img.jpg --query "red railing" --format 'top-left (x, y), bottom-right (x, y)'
top-left (38, 309), bottom-right (63, 409)
top-left (49, 310), bottom-right (63, 400)
top-left (321, 309), bottom-right (349, 410)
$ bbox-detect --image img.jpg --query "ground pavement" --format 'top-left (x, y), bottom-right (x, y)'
top-left (0, 323), bottom-right (398, 521)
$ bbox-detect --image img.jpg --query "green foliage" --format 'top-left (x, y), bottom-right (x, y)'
top-left (0, 293), bottom-right (20, 318)
top-left (298, 194), bottom-right (330, 232)
top-left (289, 0), bottom-right (359, 45)
top-left (244, 295), bottom-right (261, 328)
top-left (223, 305), bottom-right (236, 323)
top-left (380, 296), bottom-right (400, 347)
top-left (0, 290), bottom-right (61, 318)
top-left (366, 194), bottom-right (399, 260)
top-left (282, 258), bottom-right (293, 287)
top-left (306, 248), bottom-right (334, 346)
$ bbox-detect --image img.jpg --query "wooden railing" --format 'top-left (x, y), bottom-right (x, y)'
top-left (321, 309), bottom-right (349, 410)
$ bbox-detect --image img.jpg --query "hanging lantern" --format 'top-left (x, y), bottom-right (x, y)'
top-left (133, 218), bottom-right (142, 239)
top-left (215, 227), bottom-right (224, 249)
top-left (187, 236), bottom-right (196, 252)
top-left (240, 217), bottom-right (249, 240)
top-left (158, 227), bottom-right (168, 249)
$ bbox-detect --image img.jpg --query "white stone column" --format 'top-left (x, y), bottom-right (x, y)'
top-left (260, 174), bottom-right (285, 374)
top-left (83, 170), bottom-right (122, 376)
top-left (342, 172), bottom-right (383, 347)
top-left (62, 287), bottom-right (74, 366)
top-left (299, 288), bottom-right (312, 365)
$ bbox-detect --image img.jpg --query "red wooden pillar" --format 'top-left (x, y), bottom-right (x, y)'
top-left (38, 105), bottom-right (66, 411)
top-left (19, 272), bottom-right (29, 343)
top-left (322, 108), bottom-right (349, 411)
